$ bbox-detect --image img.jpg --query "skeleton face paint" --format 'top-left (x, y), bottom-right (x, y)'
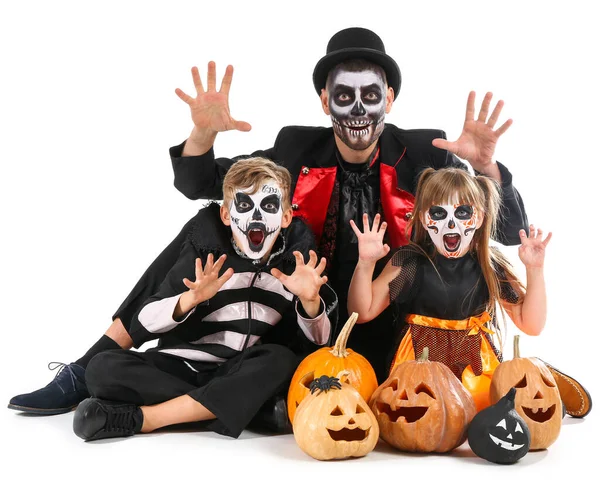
top-left (424, 203), bottom-right (478, 258)
top-left (328, 68), bottom-right (386, 150)
top-left (229, 182), bottom-right (283, 261)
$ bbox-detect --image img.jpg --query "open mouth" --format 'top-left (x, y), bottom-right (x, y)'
top-left (241, 222), bottom-right (277, 253)
top-left (522, 404), bottom-right (556, 423)
top-left (443, 233), bottom-right (461, 252)
top-left (376, 403), bottom-right (429, 423)
top-left (488, 434), bottom-right (525, 451)
top-left (327, 427), bottom-right (370, 442)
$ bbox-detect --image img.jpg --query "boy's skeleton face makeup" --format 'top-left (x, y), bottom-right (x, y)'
top-left (328, 68), bottom-right (386, 151)
top-left (229, 182), bottom-right (284, 260)
top-left (424, 202), bottom-right (479, 258)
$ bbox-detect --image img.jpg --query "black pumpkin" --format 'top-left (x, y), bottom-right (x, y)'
top-left (468, 388), bottom-right (531, 464)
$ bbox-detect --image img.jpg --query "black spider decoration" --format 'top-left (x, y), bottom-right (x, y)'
top-left (310, 375), bottom-right (342, 395)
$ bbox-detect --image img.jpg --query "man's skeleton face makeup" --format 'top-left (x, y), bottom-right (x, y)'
top-left (328, 67), bottom-right (386, 150)
top-left (424, 202), bottom-right (479, 258)
top-left (229, 182), bottom-right (283, 260)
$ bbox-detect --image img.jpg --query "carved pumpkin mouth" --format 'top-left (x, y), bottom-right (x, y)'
top-left (488, 434), bottom-right (526, 451)
top-left (376, 403), bottom-right (429, 423)
top-left (327, 427), bottom-right (370, 442)
top-left (521, 404), bottom-right (556, 423)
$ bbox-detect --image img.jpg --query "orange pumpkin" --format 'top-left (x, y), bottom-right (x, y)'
top-left (293, 371), bottom-right (379, 460)
top-left (287, 313), bottom-right (378, 422)
top-left (490, 335), bottom-right (562, 450)
top-left (370, 347), bottom-right (476, 453)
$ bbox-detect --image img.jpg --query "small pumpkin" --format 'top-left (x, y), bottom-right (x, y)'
top-left (370, 347), bottom-right (476, 453)
top-left (468, 387), bottom-right (531, 464)
top-left (293, 371), bottom-right (379, 461)
top-left (287, 313), bottom-right (378, 422)
top-left (490, 335), bottom-right (562, 450)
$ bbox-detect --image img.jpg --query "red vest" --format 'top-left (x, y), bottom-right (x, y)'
top-left (291, 148), bottom-right (414, 248)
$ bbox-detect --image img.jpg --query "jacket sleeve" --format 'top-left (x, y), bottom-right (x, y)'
top-left (170, 134), bottom-right (283, 200)
top-left (127, 240), bottom-right (203, 347)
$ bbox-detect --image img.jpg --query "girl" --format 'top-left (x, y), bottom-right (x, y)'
top-left (348, 168), bottom-right (551, 411)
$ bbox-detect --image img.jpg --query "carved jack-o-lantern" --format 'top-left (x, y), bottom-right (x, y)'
top-left (287, 313), bottom-right (378, 422)
top-left (490, 336), bottom-right (562, 450)
top-left (370, 347), bottom-right (476, 453)
top-left (468, 387), bottom-right (531, 464)
top-left (293, 372), bottom-right (379, 461)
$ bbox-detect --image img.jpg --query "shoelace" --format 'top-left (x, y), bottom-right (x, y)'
top-left (105, 407), bottom-right (137, 433)
top-left (47, 362), bottom-right (83, 395)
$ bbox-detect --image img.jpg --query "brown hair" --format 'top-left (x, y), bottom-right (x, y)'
top-left (408, 168), bottom-right (525, 334)
top-left (222, 157), bottom-right (292, 211)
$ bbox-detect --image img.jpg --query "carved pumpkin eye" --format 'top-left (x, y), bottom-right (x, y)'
top-left (515, 422), bottom-right (524, 433)
top-left (496, 418), bottom-right (507, 430)
top-left (301, 372), bottom-right (315, 388)
top-left (330, 406), bottom-right (344, 416)
top-left (415, 383), bottom-right (436, 399)
top-left (514, 375), bottom-right (527, 388)
top-left (356, 404), bottom-right (365, 414)
top-left (389, 378), bottom-right (399, 391)
top-left (541, 374), bottom-right (556, 388)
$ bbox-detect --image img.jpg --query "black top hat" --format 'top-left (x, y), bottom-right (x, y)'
top-left (312, 27), bottom-right (401, 101)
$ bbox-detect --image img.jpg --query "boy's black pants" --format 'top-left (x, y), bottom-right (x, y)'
top-left (85, 344), bottom-right (298, 438)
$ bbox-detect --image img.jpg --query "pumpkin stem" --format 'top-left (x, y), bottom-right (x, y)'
top-left (330, 312), bottom-right (359, 358)
top-left (418, 347), bottom-right (430, 362)
top-left (513, 335), bottom-right (521, 359)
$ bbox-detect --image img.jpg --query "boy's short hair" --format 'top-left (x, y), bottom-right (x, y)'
top-left (222, 157), bottom-right (292, 211)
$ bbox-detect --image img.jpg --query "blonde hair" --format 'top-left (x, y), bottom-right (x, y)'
top-left (408, 168), bottom-right (525, 338)
top-left (222, 157), bottom-right (292, 211)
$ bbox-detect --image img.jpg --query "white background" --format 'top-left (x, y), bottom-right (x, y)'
top-left (1, 0), bottom-right (597, 479)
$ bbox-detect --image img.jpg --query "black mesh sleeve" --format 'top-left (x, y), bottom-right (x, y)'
top-left (388, 246), bottom-right (421, 304)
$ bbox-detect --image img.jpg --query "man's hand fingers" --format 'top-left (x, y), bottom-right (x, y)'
top-left (213, 254), bottom-right (227, 273)
top-left (205, 253), bottom-right (214, 272)
top-left (217, 268), bottom-right (235, 287)
top-left (495, 118), bottom-right (513, 137)
top-left (465, 91), bottom-right (476, 122)
top-left (233, 119), bottom-right (252, 132)
top-left (487, 100), bottom-right (504, 128)
top-left (477, 92), bottom-right (493, 122)
top-left (175, 88), bottom-right (193, 105)
top-left (432, 138), bottom-right (454, 153)
top-left (372, 213), bottom-right (381, 232)
top-left (191, 66), bottom-right (204, 94)
top-left (542, 232), bottom-right (553, 247)
top-left (219, 64), bottom-right (234, 95)
top-left (183, 278), bottom-right (194, 289)
top-left (207, 61), bottom-right (217, 91)
top-left (378, 221), bottom-right (388, 239)
top-left (362, 213), bottom-right (370, 232)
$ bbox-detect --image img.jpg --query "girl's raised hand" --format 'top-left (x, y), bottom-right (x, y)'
top-left (350, 213), bottom-right (390, 264)
top-left (518, 224), bottom-right (552, 269)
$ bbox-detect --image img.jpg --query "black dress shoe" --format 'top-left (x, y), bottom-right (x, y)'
top-left (538, 359), bottom-right (593, 418)
top-left (8, 362), bottom-right (89, 415)
top-left (73, 398), bottom-right (143, 441)
top-left (249, 394), bottom-right (292, 434)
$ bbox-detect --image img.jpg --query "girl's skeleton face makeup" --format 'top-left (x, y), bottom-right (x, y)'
top-left (424, 202), bottom-right (479, 258)
top-left (328, 68), bottom-right (386, 150)
top-left (229, 182), bottom-right (283, 260)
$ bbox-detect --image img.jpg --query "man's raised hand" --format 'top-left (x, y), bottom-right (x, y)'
top-left (176, 62), bottom-right (252, 155)
top-left (432, 91), bottom-right (512, 176)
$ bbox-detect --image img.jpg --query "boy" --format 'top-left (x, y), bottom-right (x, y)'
top-left (73, 157), bottom-right (332, 440)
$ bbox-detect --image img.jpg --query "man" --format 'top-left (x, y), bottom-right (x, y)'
top-left (9, 27), bottom-right (591, 424)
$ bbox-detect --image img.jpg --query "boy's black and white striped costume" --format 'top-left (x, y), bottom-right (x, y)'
top-left (85, 203), bottom-right (334, 437)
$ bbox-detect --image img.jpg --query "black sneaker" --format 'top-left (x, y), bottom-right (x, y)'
top-left (8, 362), bottom-right (89, 415)
top-left (249, 394), bottom-right (292, 434)
top-left (73, 398), bottom-right (144, 441)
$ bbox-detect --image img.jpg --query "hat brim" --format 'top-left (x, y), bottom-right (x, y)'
top-left (312, 47), bottom-right (401, 101)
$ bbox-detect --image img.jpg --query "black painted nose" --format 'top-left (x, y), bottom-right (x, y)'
top-left (351, 101), bottom-right (366, 116)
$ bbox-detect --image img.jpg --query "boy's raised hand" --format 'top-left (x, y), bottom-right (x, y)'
top-left (270, 250), bottom-right (328, 318)
top-left (350, 213), bottom-right (390, 264)
top-left (182, 254), bottom-right (234, 306)
top-left (518, 225), bottom-right (552, 269)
